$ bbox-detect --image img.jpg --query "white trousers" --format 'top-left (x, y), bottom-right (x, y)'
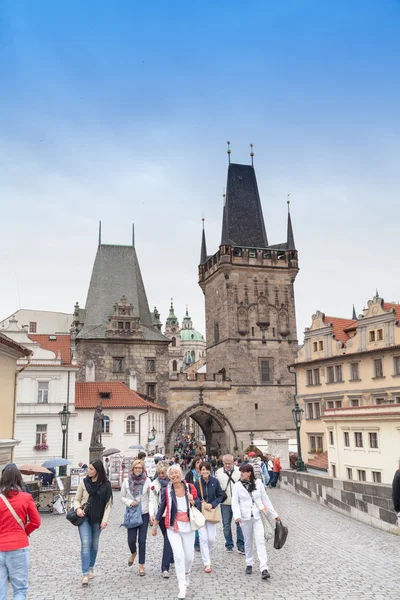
top-left (240, 517), bottom-right (268, 572)
top-left (167, 528), bottom-right (195, 585)
top-left (198, 521), bottom-right (217, 566)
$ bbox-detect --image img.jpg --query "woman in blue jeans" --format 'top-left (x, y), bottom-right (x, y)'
top-left (74, 461), bottom-right (112, 587)
top-left (0, 466), bottom-right (41, 600)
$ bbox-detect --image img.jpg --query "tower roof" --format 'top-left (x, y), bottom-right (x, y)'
top-left (77, 244), bottom-right (167, 342)
top-left (221, 163), bottom-right (268, 247)
top-left (166, 299), bottom-right (179, 327)
top-left (287, 212), bottom-right (295, 250)
top-left (200, 223), bottom-right (208, 264)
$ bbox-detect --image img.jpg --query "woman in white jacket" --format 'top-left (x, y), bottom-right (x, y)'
top-left (232, 463), bottom-right (280, 580)
top-left (120, 460), bottom-right (151, 576)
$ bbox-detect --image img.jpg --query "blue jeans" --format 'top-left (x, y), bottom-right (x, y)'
top-left (271, 472), bottom-right (279, 487)
top-left (221, 504), bottom-right (244, 550)
top-left (127, 513), bottom-right (149, 564)
top-left (78, 519), bottom-right (101, 575)
top-left (0, 547), bottom-right (29, 600)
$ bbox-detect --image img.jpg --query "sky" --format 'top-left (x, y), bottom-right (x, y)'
top-left (1, 0), bottom-right (400, 340)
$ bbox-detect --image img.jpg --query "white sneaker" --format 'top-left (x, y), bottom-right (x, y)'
top-left (178, 583), bottom-right (186, 599)
top-left (162, 570), bottom-right (170, 578)
top-left (185, 574), bottom-right (190, 587)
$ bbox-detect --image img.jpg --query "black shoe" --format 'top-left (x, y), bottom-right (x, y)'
top-left (261, 569), bottom-right (271, 580)
top-left (245, 566), bottom-right (252, 575)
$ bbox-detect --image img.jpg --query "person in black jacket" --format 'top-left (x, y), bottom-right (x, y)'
top-left (194, 462), bottom-right (224, 572)
top-left (392, 464), bottom-right (400, 517)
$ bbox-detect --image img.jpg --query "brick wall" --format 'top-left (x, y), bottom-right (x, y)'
top-left (280, 470), bottom-right (399, 535)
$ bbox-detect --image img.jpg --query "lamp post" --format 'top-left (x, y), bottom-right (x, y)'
top-left (59, 404), bottom-right (71, 476)
top-left (249, 430), bottom-right (255, 450)
top-left (292, 401), bottom-right (305, 472)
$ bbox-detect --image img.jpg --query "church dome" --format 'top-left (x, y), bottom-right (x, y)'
top-left (180, 329), bottom-right (204, 342)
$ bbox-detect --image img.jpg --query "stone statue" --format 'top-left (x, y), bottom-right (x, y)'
top-left (90, 404), bottom-right (104, 447)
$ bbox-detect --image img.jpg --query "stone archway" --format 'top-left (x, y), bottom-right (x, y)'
top-left (166, 402), bottom-right (238, 456)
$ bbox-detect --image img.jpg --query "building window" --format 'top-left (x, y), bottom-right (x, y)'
top-left (319, 341), bottom-right (323, 351)
top-left (335, 365), bottom-right (343, 382)
top-left (146, 383), bottom-right (156, 399)
top-left (126, 415), bottom-right (136, 434)
top-left (36, 424), bottom-right (47, 445)
top-left (171, 337), bottom-right (176, 347)
top-left (260, 360), bottom-right (271, 383)
top-left (305, 402), bottom-right (321, 419)
top-left (306, 369), bottom-right (320, 386)
top-left (377, 329), bottom-right (383, 341)
top-left (251, 327), bottom-right (255, 337)
top-left (29, 321), bottom-right (37, 333)
top-left (375, 397), bottom-right (386, 405)
top-left (350, 398), bottom-right (360, 407)
top-left (331, 464), bottom-right (336, 478)
top-left (372, 471), bottom-right (382, 483)
top-left (369, 330), bottom-right (375, 342)
top-left (369, 432), bottom-right (378, 448)
top-left (374, 358), bottom-right (383, 378)
top-left (78, 432), bottom-right (83, 441)
top-left (172, 360), bottom-right (177, 371)
top-left (347, 468), bottom-right (353, 480)
top-left (393, 356), bottom-right (400, 375)
top-left (113, 357), bottom-right (124, 373)
top-left (146, 359), bottom-right (155, 372)
top-left (125, 322), bottom-right (130, 330)
top-left (357, 469), bottom-right (366, 481)
top-left (313, 341), bottom-right (318, 352)
top-left (118, 321), bottom-right (124, 330)
top-left (314, 401), bottom-right (321, 418)
top-left (329, 431), bottom-right (334, 445)
top-left (354, 432), bottom-right (363, 448)
top-left (313, 369), bottom-right (320, 385)
top-left (326, 399), bottom-right (342, 409)
top-left (308, 435), bottom-right (323, 453)
top-left (344, 432), bottom-right (350, 447)
top-left (37, 382), bottom-right (49, 403)
top-left (327, 366), bottom-right (334, 383)
top-left (102, 416), bottom-right (110, 434)
top-left (307, 370), bottom-right (313, 386)
top-left (214, 323), bottom-right (220, 344)
top-left (350, 362), bottom-right (360, 381)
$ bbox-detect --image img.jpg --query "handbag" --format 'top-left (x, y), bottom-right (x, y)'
top-left (274, 519), bottom-right (288, 549)
top-left (66, 503), bottom-right (87, 527)
top-left (184, 483), bottom-right (205, 530)
top-left (0, 493), bottom-right (25, 529)
top-left (199, 479), bottom-right (221, 523)
top-left (259, 509), bottom-right (274, 542)
top-left (122, 503), bottom-right (143, 529)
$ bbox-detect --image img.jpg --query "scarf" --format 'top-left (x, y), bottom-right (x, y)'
top-left (84, 477), bottom-right (112, 524)
top-left (192, 469), bottom-right (201, 483)
top-left (158, 477), bottom-right (169, 490)
top-left (241, 479), bottom-right (256, 494)
top-left (128, 471), bottom-right (147, 498)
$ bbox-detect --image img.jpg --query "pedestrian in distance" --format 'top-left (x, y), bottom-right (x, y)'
top-left (247, 451), bottom-right (269, 486)
top-left (215, 454), bottom-right (245, 554)
top-left (121, 459), bottom-right (151, 576)
top-left (152, 465), bottom-right (197, 599)
top-left (392, 459), bottom-right (400, 520)
top-left (270, 455), bottom-right (282, 488)
top-left (74, 460), bottom-right (113, 586)
top-left (149, 461), bottom-right (174, 578)
top-left (267, 456), bottom-right (274, 488)
top-left (194, 462), bottom-right (224, 572)
top-left (0, 466), bottom-right (41, 600)
top-left (232, 463), bottom-right (280, 581)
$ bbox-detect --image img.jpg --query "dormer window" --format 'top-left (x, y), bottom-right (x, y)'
top-left (369, 330), bottom-right (375, 342)
top-left (118, 322), bottom-right (124, 330)
top-left (249, 249), bottom-right (257, 258)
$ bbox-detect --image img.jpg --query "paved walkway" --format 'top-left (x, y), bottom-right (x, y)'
top-left (17, 488), bottom-right (400, 600)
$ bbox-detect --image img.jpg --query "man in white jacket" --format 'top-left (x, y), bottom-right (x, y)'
top-left (232, 463), bottom-right (280, 580)
top-left (216, 454), bottom-right (245, 554)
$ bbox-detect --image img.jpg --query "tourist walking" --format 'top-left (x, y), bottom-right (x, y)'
top-left (392, 460), bottom-right (400, 519)
top-left (270, 455), bottom-right (282, 488)
top-left (149, 461), bottom-right (174, 578)
top-left (152, 465), bottom-right (197, 599)
top-left (247, 452), bottom-right (269, 486)
top-left (74, 460), bottom-right (112, 586)
top-left (232, 463), bottom-right (280, 580)
top-left (121, 459), bottom-right (151, 576)
top-left (0, 466), bottom-right (41, 600)
top-left (185, 456), bottom-right (202, 551)
top-left (267, 456), bottom-right (274, 487)
top-left (215, 454), bottom-right (245, 554)
top-left (194, 462), bottom-right (223, 572)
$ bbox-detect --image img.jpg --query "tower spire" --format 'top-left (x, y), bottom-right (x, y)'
top-left (352, 304), bottom-right (357, 320)
top-left (227, 141), bottom-right (231, 164)
top-left (200, 218), bottom-right (208, 264)
top-left (98, 221), bottom-right (102, 246)
top-left (132, 223), bottom-right (135, 247)
top-left (286, 194), bottom-right (296, 250)
top-left (250, 143), bottom-right (254, 167)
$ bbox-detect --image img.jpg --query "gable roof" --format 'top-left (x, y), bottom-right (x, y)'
top-left (75, 382), bottom-right (167, 411)
top-left (0, 333), bottom-right (31, 357)
top-left (323, 316), bottom-right (357, 342)
top-left (221, 163), bottom-right (268, 248)
top-left (383, 302), bottom-right (400, 322)
top-left (77, 244), bottom-right (168, 342)
top-left (29, 334), bottom-right (71, 364)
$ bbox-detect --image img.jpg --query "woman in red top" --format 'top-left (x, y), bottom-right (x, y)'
top-left (271, 455), bottom-right (282, 488)
top-left (0, 466), bottom-right (41, 600)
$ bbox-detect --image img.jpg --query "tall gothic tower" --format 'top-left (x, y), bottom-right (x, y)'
top-left (199, 162), bottom-right (299, 392)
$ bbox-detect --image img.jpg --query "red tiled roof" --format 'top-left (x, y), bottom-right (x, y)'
top-left (383, 302), bottom-right (400, 322)
top-left (29, 334), bottom-right (71, 364)
top-left (324, 316), bottom-right (356, 342)
top-left (75, 382), bottom-right (168, 411)
top-left (306, 451), bottom-right (328, 471)
top-left (0, 333), bottom-right (31, 357)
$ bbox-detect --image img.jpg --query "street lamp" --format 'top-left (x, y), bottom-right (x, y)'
top-left (151, 426), bottom-right (156, 440)
top-left (249, 430), bottom-right (255, 449)
top-left (59, 404), bottom-right (71, 476)
top-left (292, 401), bottom-right (305, 472)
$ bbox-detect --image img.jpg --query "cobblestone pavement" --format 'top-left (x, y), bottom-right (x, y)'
top-left (17, 488), bottom-right (400, 600)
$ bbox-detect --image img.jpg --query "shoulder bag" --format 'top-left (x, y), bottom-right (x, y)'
top-left (274, 519), bottom-right (288, 549)
top-left (199, 479), bottom-right (221, 524)
top-left (66, 502), bottom-right (88, 527)
top-left (185, 483), bottom-right (205, 530)
top-left (122, 502), bottom-right (143, 529)
top-left (0, 493), bottom-right (25, 530)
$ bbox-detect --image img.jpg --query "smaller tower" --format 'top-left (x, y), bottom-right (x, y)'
top-left (182, 305), bottom-right (193, 330)
top-left (200, 218), bottom-right (208, 264)
top-left (286, 194), bottom-right (296, 250)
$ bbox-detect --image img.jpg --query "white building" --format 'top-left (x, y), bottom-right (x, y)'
top-left (75, 382), bottom-right (168, 465)
top-left (1, 317), bottom-right (78, 466)
top-left (1, 309), bottom-right (72, 335)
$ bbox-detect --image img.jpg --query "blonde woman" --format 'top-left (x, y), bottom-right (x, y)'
top-left (121, 460), bottom-right (151, 576)
top-left (149, 461), bottom-right (174, 577)
top-left (152, 465), bottom-right (197, 599)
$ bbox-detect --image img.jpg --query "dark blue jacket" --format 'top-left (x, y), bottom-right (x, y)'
top-left (155, 481), bottom-right (197, 527)
top-left (194, 475), bottom-right (223, 509)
